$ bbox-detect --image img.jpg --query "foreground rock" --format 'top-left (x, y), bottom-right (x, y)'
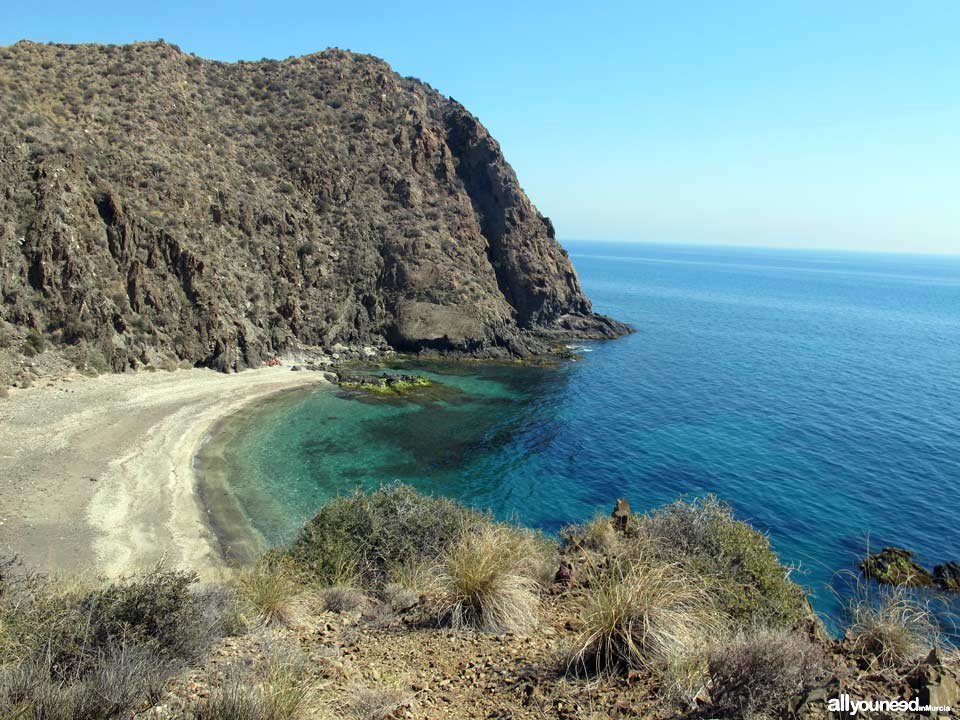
top-left (0, 41), bottom-right (630, 385)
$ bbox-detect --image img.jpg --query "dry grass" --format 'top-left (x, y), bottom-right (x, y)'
top-left (437, 525), bottom-right (541, 633)
top-left (319, 585), bottom-right (365, 613)
top-left (386, 557), bottom-right (437, 596)
top-left (380, 583), bottom-right (419, 613)
top-left (561, 513), bottom-right (619, 555)
top-left (0, 643), bottom-right (172, 720)
top-left (233, 561), bottom-right (314, 629)
top-left (566, 555), bottom-right (722, 677)
top-left (846, 582), bottom-right (940, 667)
top-left (704, 626), bottom-right (830, 720)
top-left (191, 647), bottom-right (314, 720)
top-left (345, 684), bottom-right (413, 720)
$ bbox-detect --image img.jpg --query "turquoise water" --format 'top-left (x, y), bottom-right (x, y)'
top-left (205, 242), bottom-right (960, 624)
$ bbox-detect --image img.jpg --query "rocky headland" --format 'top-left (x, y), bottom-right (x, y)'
top-left (0, 40), bottom-right (629, 390)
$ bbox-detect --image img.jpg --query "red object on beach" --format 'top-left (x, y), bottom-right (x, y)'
top-left (266, 357), bottom-right (281, 367)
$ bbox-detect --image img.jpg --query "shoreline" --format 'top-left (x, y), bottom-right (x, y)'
top-left (0, 366), bottom-right (330, 579)
top-left (192, 385), bottom-right (316, 568)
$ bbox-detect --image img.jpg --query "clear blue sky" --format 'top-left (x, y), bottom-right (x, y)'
top-left (2, 1), bottom-right (958, 253)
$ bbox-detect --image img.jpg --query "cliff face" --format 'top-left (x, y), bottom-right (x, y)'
top-left (0, 41), bottom-right (628, 374)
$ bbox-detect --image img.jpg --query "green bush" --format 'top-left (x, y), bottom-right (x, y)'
top-left (0, 566), bottom-right (232, 718)
top-left (635, 496), bottom-right (809, 627)
top-left (21, 329), bottom-right (45, 357)
top-left (286, 483), bottom-right (485, 586)
top-left (1, 567), bottom-right (225, 667)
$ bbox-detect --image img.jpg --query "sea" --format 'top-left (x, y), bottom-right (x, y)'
top-left (198, 241), bottom-right (960, 628)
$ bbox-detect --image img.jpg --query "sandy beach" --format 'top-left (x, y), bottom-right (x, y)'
top-left (0, 367), bottom-right (329, 578)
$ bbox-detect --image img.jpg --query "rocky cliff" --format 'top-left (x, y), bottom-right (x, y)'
top-left (0, 40), bottom-right (628, 376)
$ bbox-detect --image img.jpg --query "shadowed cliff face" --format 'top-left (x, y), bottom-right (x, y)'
top-left (0, 41), bottom-right (629, 372)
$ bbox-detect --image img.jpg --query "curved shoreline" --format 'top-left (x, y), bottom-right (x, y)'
top-left (0, 366), bottom-right (330, 578)
top-left (192, 385), bottom-right (316, 568)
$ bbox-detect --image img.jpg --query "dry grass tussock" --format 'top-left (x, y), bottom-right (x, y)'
top-left (845, 580), bottom-right (940, 668)
top-left (566, 553), bottom-right (723, 678)
top-left (319, 584), bottom-right (365, 613)
top-left (232, 561), bottom-right (317, 629)
top-left (437, 524), bottom-right (543, 633)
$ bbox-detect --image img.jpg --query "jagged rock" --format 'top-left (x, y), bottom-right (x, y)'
top-left (860, 547), bottom-right (935, 587)
top-left (610, 498), bottom-right (632, 533)
top-left (554, 560), bottom-right (574, 585)
top-left (933, 561), bottom-right (960, 593)
top-left (908, 649), bottom-right (960, 717)
top-left (0, 41), bottom-right (630, 382)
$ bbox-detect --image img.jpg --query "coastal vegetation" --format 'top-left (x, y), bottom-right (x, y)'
top-left (1, 486), bottom-right (956, 718)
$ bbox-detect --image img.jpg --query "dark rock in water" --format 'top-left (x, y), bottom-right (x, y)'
top-left (0, 41), bottom-right (630, 381)
top-left (933, 561), bottom-right (960, 593)
top-left (336, 371), bottom-right (430, 394)
top-left (611, 498), bottom-right (632, 533)
top-left (860, 547), bottom-right (935, 588)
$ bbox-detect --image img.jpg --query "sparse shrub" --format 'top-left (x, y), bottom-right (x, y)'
top-left (159, 355), bottom-right (180, 372)
top-left (193, 582), bottom-right (245, 638)
top-left (381, 582), bottom-right (419, 613)
top-left (566, 556), bottom-right (721, 677)
top-left (319, 585), bottom-right (364, 613)
top-left (345, 685), bottom-right (411, 720)
top-left (60, 316), bottom-right (94, 345)
top-left (437, 524), bottom-right (540, 633)
top-left (704, 627), bottom-right (829, 720)
top-left (846, 583), bottom-right (939, 667)
top-left (0, 566), bottom-right (212, 672)
top-left (71, 567), bottom-right (209, 663)
top-left (21, 329), bottom-right (45, 357)
top-left (635, 496), bottom-right (808, 627)
top-left (287, 484), bottom-right (484, 586)
top-left (191, 648), bottom-right (313, 720)
top-left (0, 642), bottom-right (172, 719)
top-left (0, 566), bottom-right (223, 719)
top-left (233, 560), bottom-right (312, 628)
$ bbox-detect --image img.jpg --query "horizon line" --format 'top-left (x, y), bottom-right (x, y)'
top-left (560, 238), bottom-right (960, 259)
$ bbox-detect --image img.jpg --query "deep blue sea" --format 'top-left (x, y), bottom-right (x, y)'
top-left (203, 242), bottom-right (960, 626)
